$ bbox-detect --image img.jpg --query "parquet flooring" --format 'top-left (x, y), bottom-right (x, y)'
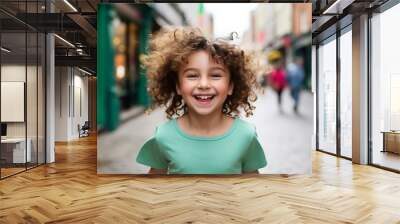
top-left (1, 167), bottom-right (26, 178)
top-left (1, 135), bottom-right (400, 223)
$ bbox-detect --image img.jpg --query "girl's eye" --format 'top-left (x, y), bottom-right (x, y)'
top-left (186, 74), bottom-right (199, 79)
top-left (210, 73), bottom-right (223, 79)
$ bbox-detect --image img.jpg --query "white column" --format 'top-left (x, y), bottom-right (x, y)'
top-left (45, 1), bottom-right (55, 163)
top-left (46, 33), bottom-right (55, 163)
top-left (312, 45), bottom-right (317, 151)
top-left (352, 14), bottom-right (369, 164)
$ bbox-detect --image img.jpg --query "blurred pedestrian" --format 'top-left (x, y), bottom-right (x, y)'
top-left (262, 65), bottom-right (273, 88)
top-left (267, 51), bottom-right (287, 112)
top-left (286, 56), bottom-right (305, 113)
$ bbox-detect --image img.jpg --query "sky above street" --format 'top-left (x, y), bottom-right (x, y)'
top-left (204, 3), bottom-right (259, 42)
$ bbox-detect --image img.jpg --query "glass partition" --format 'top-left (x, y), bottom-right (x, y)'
top-left (27, 30), bottom-right (38, 169)
top-left (1, 29), bottom-right (28, 177)
top-left (38, 32), bottom-right (45, 165)
top-left (339, 27), bottom-right (352, 158)
top-left (371, 3), bottom-right (400, 171)
top-left (0, 1), bottom-right (46, 179)
top-left (317, 35), bottom-right (337, 154)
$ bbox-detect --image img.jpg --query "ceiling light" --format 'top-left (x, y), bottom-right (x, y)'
top-left (323, 0), bottom-right (355, 15)
top-left (323, 0), bottom-right (341, 14)
top-left (1, 47), bottom-right (11, 53)
top-left (78, 67), bottom-right (92, 76)
top-left (63, 0), bottom-right (78, 12)
top-left (76, 48), bottom-right (85, 55)
top-left (54, 34), bottom-right (75, 48)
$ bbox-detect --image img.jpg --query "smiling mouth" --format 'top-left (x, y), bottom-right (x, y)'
top-left (193, 95), bottom-right (215, 104)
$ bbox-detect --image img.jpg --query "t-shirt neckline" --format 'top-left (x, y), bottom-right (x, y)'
top-left (173, 117), bottom-right (238, 141)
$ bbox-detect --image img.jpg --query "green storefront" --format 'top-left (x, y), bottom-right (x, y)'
top-left (97, 4), bottom-right (153, 131)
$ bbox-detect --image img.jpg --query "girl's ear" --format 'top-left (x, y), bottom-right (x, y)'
top-left (176, 84), bottom-right (181, 95)
top-left (228, 82), bottom-right (234, 95)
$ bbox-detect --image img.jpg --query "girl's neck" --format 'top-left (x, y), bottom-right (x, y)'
top-left (179, 112), bottom-right (233, 137)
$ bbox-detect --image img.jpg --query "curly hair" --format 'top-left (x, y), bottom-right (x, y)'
top-left (142, 27), bottom-right (261, 119)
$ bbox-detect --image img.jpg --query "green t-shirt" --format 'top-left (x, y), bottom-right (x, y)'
top-left (136, 118), bottom-right (267, 174)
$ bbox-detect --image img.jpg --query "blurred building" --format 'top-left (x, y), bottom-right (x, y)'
top-left (243, 4), bottom-right (293, 62)
top-left (149, 3), bottom-right (188, 26)
top-left (242, 3), bottom-right (312, 89)
top-left (178, 3), bottom-right (214, 38)
top-left (240, 29), bottom-right (254, 51)
top-left (97, 3), bottom-right (190, 131)
top-left (265, 4), bottom-right (293, 66)
top-left (251, 4), bottom-right (269, 51)
top-left (292, 3), bottom-right (312, 89)
top-left (97, 3), bottom-right (215, 131)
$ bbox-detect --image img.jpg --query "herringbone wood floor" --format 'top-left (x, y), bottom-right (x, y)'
top-left (1, 135), bottom-right (400, 223)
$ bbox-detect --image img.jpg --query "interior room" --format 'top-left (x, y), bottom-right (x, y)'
top-left (0, 26), bottom-right (46, 178)
top-left (370, 2), bottom-right (400, 170)
top-left (0, 1), bottom-right (399, 223)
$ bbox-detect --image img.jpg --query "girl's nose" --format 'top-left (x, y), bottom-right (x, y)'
top-left (197, 77), bottom-right (210, 89)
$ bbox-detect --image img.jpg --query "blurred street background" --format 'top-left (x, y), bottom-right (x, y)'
top-left (97, 3), bottom-right (313, 174)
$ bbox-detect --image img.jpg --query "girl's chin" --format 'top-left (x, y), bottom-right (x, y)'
top-left (187, 105), bottom-right (220, 116)
top-left (185, 97), bottom-right (225, 116)
top-left (192, 110), bottom-right (217, 116)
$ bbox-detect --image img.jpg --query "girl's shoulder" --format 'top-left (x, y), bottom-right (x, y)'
top-left (152, 118), bottom-right (180, 140)
top-left (232, 118), bottom-right (258, 137)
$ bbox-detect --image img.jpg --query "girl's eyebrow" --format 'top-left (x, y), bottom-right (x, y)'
top-left (181, 66), bottom-right (227, 73)
top-left (182, 68), bottom-right (199, 73)
top-left (209, 66), bottom-right (227, 72)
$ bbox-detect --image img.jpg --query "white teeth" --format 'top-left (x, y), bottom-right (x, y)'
top-left (195, 95), bottom-right (213, 100)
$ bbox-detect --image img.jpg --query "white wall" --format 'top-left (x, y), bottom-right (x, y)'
top-left (72, 73), bottom-right (89, 138)
top-left (55, 67), bottom-right (89, 141)
top-left (1, 65), bottom-right (39, 138)
top-left (1, 64), bottom-right (46, 164)
top-left (1, 65), bottom-right (26, 131)
top-left (55, 66), bottom-right (68, 141)
top-left (1, 82), bottom-right (25, 122)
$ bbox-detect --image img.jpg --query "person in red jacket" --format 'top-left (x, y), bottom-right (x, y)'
top-left (267, 51), bottom-right (287, 112)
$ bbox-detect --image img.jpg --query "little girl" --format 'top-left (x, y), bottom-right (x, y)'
top-left (136, 27), bottom-right (267, 174)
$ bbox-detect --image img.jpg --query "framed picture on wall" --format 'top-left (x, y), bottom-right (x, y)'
top-left (1, 81), bottom-right (25, 122)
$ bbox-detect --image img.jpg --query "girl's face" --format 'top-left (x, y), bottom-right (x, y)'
top-left (177, 50), bottom-right (233, 117)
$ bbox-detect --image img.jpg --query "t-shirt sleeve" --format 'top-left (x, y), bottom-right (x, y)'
top-left (242, 133), bottom-right (267, 172)
top-left (136, 136), bottom-right (168, 170)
